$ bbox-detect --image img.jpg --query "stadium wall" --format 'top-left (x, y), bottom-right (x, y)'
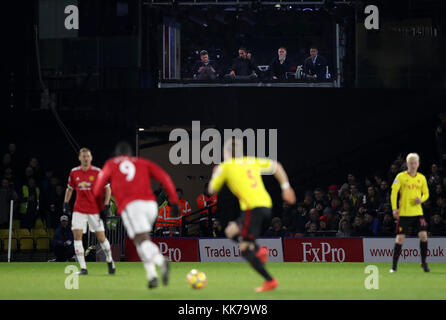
top-left (124, 237), bottom-right (446, 263)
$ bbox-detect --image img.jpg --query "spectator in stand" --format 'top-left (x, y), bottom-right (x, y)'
top-left (340, 211), bottom-right (352, 224)
top-left (339, 183), bottom-right (351, 200)
top-left (226, 47), bottom-right (258, 80)
top-left (315, 201), bottom-right (325, 215)
top-left (330, 196), bottom-right (342, 215)
top-left (29, 157), bottom-right (43, 182)
top-left (374, 174), bottom-right (384, 188)
top-left (211, 219), bottom-right (225, 237)
top-left (364, 211), bottom-right (380, 236)
top-left (294, 203), bottom-right (309, 234)
top-left (318, 216), bottom-right (328, 232)
top-left (387, 162), bottom-right (400, 185)
top-left (314, 188), bottom-right (328, 206)
top-left (306, 222), bottom-right (319, 237)
top-left (432, 184), bottom-right (444, 202)
top-left (336, 218), bottom-right (352, 237)
top-left (269, 47), bottom-right (292, 80)
top-left (365, 186), bottom-right (381, 212)
top-left (23, 166), bottom-right (34, 185)
top-left (193, 50), bottom-right (218, 80)
top-left (349, 184), bottom-right (363, 210)
top-left (358, 204), bottom-right (367, 216)
top-left (51, 215), bottom-right (75, 262)
top-left (428, 164), bottom-right (441, 187)
top-left (41, 170), bottom-right (55, 195)
top-left (342, 199), bottom-right (352, 215)
top-left (379, 180), bottom-right (390, 199)
top-left (379, 213), bottom-right (395, 236)
top-left (303, 46), bottom-right (328, 81)
top-left (1, 153), bottom-right (12, 174)
top-left (350, 216), bottom-right (368, 236)
top-left (6, 143), bottom-right (20, 175)
top-left (364, 177), bottom-right (373, 189)
top-left (327, 185), bottom-right (339, 201)
top-left (429, 214), bottom-right (446, 236)
top-left (347, 173), bottom-right (357, 187)
top-left (323, 207), bottom-right (339, 231)
top-left (305, 208), bottom-right (320, 231)
top-left (264, 217), bottom-right (289, 238)
top-left (303, 190), bottom-right (315, 210)
top-left (19, 177), bottom-right (40, 230)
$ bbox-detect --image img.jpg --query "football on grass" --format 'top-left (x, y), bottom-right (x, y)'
top-left (186, 269), bottom-right (207, 289)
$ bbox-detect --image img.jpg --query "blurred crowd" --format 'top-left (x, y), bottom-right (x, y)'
top-left (266, 157), bottom-right (446, 238)
top-left (0, 142), bottom-right (66, 231)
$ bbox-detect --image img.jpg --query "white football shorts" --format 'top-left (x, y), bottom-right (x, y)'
top-left (121, 200), bottom-right (158, 239)
top-left (71, 212), bottom-right (105, 234)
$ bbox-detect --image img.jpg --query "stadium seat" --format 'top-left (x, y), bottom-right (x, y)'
top-left (12, 219), bottom-right (20, 230)
top-left (36, 237), bottom-right (50, 250)
top-left (16, 228), bottom-right (32, 240)
top-left (0, 229), bottom-right (13, 239)
top-left (47, 228), bottom-right (54, 239)
top-left (35, 219), bottom-right (45, 229)
top-left (3, 238), bottom-right (18, 252)
top-left (19, 238), bottom-right (34, 251)
top-left (32, 228), bottom-right (48, 239)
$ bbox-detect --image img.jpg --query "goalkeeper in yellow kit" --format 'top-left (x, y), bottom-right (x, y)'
top-left (390, 153), bottom-right (430, 273)
top-left (208, 139), bottom-right (296, 292)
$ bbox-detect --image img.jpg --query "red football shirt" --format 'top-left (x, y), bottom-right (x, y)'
top-left (93, 156), bottom-right (178, 215)
top-left (68, 165), bottom-right (108, 214)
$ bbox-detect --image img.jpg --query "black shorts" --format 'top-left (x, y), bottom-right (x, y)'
top-left (236, 207), bottom-right (272, 241)
top-left (396, 216), bottom-right (428, 235)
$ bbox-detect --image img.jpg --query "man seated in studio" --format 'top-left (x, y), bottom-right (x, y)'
top-left (269, 47), bottom-right (292, 80)
top-left (193, 50), bottom-right (218, 80)
top-left (225, 47), bottom-right (259, 80)
top-left (303, 46), bottom-right (328, 81)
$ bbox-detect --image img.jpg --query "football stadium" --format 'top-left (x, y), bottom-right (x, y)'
top-left (1, 0), bottom-right (446, 308)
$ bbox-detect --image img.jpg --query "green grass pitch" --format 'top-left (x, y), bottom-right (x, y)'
top-left (0, 262), bottom-right (445, 300)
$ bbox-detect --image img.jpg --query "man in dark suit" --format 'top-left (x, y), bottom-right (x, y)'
top-left (226, 47), bottom-right (258, 80)
top-left (269, 47), bottom-right (292, 80)
top-left (303, 47), bottom-right (328, 81)
top-left (193, 50), bottom-right (218, 80)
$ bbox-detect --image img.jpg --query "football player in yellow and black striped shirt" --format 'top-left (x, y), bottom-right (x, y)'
top-left (390, 153), bottom-right (430, 273)
top-left (208, 139), bottom-right (296, 292)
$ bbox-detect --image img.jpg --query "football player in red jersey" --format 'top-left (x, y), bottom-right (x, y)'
top-left (64, 148), bottom-right (115, 275)
top-left (93, 142), bottom-right (179, 289)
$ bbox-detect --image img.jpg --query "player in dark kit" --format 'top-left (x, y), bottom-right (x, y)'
top-left (208, 139), bottom-right (296, 292)
top-left (93, 142), bottom-right (179, 289)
